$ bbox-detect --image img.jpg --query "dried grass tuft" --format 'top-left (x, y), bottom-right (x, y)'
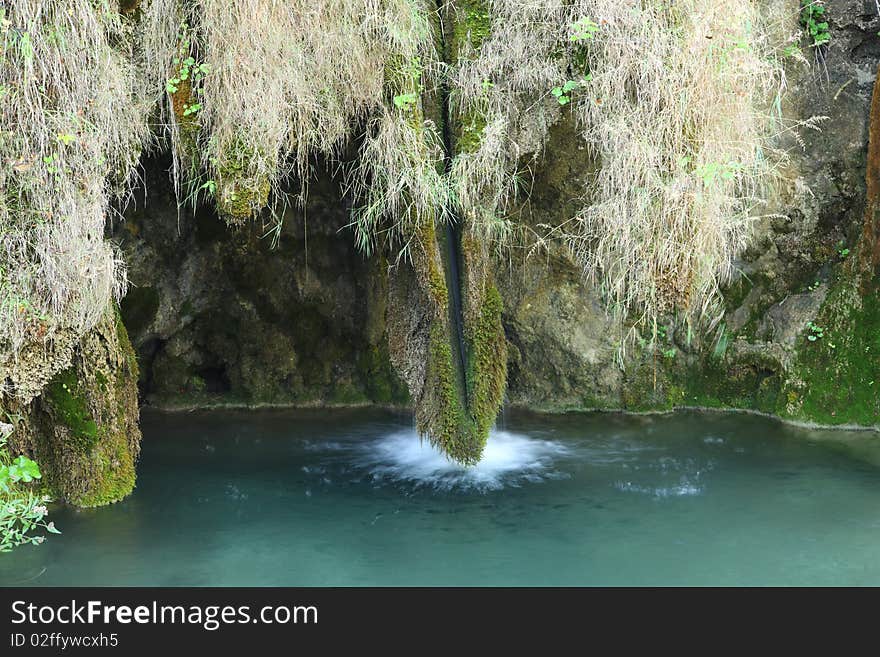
top-left (0, 0), bottom-right (150, 389)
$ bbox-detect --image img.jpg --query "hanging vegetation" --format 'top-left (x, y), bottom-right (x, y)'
top-left (0, 0), bottom-right (149, 400)
top-left (0, 0), bottom-right (798, 464)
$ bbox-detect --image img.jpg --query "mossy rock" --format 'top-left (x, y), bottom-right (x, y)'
top-left (119, 0), bottom-right (142, 16)
top-left (781, 270), bottom-right (880, 426)
top-left (423, 318), bottom-right (480, 463)
top-left (215, 173), bottom-right (271, 225)
top-left (420, 286), bottom-right (506, 465)
top-left (449, 0), bottom-right (491, 57)
top-left (357, 344), bottom-right (409, 405)
top-left (32, 306), bottom-right (141, 507)
top-left (170, 78), bottom-right (200, 164)
top-left (446, 2), bottom-right (491, 154)
top-left (466, 285), bottom-right (507, 440)
top-left (409, 226), bottom-right (507, 464)
top-left (44, 368), bottom-right (99, 453)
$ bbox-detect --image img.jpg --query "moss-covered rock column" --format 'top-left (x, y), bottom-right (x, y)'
top-left (7, 306), bottom-right (142, 507)
top-left (386, 1), bottom-right (506, 465)
top-left (382, 20), bottom-right (482, 463)
top-left (445, 0), bottom-right (507, 456)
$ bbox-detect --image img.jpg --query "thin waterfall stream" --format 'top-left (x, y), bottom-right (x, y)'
top-left (436, 2), bottom-right (470, 403)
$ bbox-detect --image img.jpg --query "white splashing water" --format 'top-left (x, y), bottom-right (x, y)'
top-left (354, 429), bottom-right (571, 492)
top-left (612, 480), bottom-right (703, 498)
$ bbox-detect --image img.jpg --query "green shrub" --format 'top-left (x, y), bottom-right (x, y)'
top-left (0, 425), bottom-right (59, 552)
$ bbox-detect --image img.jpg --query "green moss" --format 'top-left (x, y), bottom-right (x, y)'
top-left (384, 52), bottom-right (424, 118)
top-left (616, 268), bottom-right (878, 427)
top-left (782, 273), bottom-right (880, 426)
top-left (215, 168), bottom-right (271, 224)
top-left (329, 382), bottom-right (369, 405)
top-left (448, 2), bottom-right (491, 154)
top-left (620, 337), bottom-right (784, 414)
top-left (170, 78), bottom-right (200, 162)
top-left (120, 286), bottom-right (159, 337)
top-left (683, 360), bottom-right (781, 413)
top-left (208, 134), bottom-right (272, 223)
top-left (115, 308), bottom-right (139, 380)
top-left (425, 319), bottom-right (481, 464)
top-left (419, 279), bottom-right (505, 464)
top-left (622, 359), bottom-right (677, 412)
top-left (357, 344), bottom-right (409, 405)
top-left (44, 368), bottom-right (98, 452)
top-left (466, 285), bottom-right (506, 438)
top-left (421, 222), bottom-right (449, 307)
top-left (28, 309), bottom-right (140, 508)
top-left (71, 426), bottom-right (136, 508)
top-left (721, 276), bottom-right (754, 318)
top-left (95, 370), bottom-right (109, 393)
top-left (451, 0), bottom-right (491, 56)
top-left (456, 110), bottom-right (486, 154)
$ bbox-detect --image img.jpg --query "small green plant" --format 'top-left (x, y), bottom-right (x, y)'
top-left (16, 30), bottom-right (33, 62)
top-left (0, 427), bottom-right (58, 553)
top-left (392, 92), bottom-right (418, 110)
top-left (570, 17), bottom-right (599, 43)
top-left (165, 24), bottom-right (209, 103)
top-left (837, 245), bottom-right (850, 259)
top-left (782, 44), bottom-right (804, 59)
top-left (391, 55), bottom-right (424, 112)
top-left (182, 102), bottom-right (201, 117)
top-left (806, 321), bottom-right (825, 342)
top-left (166, 57), bottom-right (209, 94)
top-left (662, 347), bottom-right (677, 359)
top-left (800, 1), bottom-right (830, 48)
top-left (692, 160), bottom-right (742, 187)
top-left (551, 77), bottom-right (590, 105)
top-left (42, 154), bottom-right (59, 175)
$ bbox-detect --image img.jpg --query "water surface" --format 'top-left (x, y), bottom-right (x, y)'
top-left (2, 408), bottom-right (880, 586)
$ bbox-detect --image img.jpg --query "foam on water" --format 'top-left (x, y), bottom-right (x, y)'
top-left (354, 429), bottom-right (571, 492)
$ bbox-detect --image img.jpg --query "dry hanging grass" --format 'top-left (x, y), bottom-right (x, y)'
top-left (564, 0), bottom-right (789, 333)
top-left (0, 0), bottom-right (803, 402)
top-left (448, 0), bottom-right (569, 244)
top-left (347, 106), bottom-right (450, 260)
top-left (143, 0), bottom-right (438, 223)
top-left (0, 0), bottom-right (149, 397)
top-left (447, 0), bottom-right (793, 340)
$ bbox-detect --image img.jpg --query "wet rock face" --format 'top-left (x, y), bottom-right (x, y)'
top-left (496, 251), bottom-right (622, 411)
top-left (731, 0), bottom-right (878, 327)
top-left (494, 116), bottom-right (620, 411)
top-left (116, 155), bottom-right (407, 409)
